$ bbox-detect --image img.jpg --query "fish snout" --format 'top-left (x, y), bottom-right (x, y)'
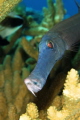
top-left (24, 78), bottom-right (42, 96)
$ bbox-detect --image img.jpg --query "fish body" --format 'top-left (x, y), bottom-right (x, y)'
top-left (24, 2), bottom-right (80, 96)
top-left (0, 13), bottom-right (23, 46)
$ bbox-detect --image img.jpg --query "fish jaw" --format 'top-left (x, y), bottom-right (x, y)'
top-left (24, 77), bottom-right (42, 96)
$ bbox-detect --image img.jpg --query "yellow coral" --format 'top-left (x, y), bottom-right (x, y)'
top-left (19, 67), bottom-right (80, 120)
top-left (0, 0), bottom-right (21, 22)
top-left (20, 38), bottom-right (38, 60)
top-left (63, 68), bottom-right (80, 100)
top-left (47, 106), bottom-right (68, 120)
top-left (19, 114), bottom-right (31, 120)
top-left (8, 104), bottom-right (18, 120)
top-left (26, 102), bottom-right (39, 119)
top-left (19, 103), bottom-right (41, 120)
top-left (47, 68), bottom-right (80, 120)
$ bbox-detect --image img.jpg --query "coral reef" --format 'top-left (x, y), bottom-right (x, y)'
top-left (0, 0), bottom-right (80, 120)
top-left (19, 102), bottom-right (41, 120)
top-left (0, 54), bottom-right (35, 120)
top-left (47, 69), bottom-right (80, 120)
top-left (19, 69), bottom-right (80, 120)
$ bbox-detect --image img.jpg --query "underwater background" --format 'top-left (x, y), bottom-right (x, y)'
top-left (21, 0), bottom-right (79, 16)
top-left (0, 0), bottom-right (80, 120)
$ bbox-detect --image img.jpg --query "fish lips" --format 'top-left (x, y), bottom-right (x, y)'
top-left (24, 76), bottom-right (43, 96)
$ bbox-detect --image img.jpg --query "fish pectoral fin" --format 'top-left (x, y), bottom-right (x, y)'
top-left (0, 36), bottom-right (10, 46)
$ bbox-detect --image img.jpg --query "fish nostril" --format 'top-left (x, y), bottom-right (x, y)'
top-left (33, 81), bottom-right (37, 85)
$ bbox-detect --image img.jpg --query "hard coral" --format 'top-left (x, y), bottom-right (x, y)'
top-left (0, 54), bottom-right (35, 120)
top-left (19, 69), bottom-right (80, 120)
top-left (19, 102), bottom-right (40, 120)
top-left (26, 102), bottom-right (39, 119)
top-left (63, 68), bottom-right (80, 100)
top-left (47, 68), bottom-right (80, 120)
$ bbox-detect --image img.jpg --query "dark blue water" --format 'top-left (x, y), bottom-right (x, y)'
top-left (21, 0), bottom-right (80, 16)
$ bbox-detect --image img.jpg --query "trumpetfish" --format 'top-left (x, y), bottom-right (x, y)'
top-left (24, 0), bottom-right (80, 96)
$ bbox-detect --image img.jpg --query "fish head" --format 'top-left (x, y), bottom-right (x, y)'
top-left (39, 34), bottom-right (67, 61)
top-left (24, 34), bottom-right (67, 96)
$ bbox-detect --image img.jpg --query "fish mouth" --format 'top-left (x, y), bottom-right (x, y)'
top-left (24, 78), bottom-right (42, 96)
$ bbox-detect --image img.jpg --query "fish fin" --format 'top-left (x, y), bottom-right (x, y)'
top-left (0, 36), bottom-right (10, 46)
top-left (69, 39), bottom-right (80, 52)
top-left (74, 0), bottom-right (80, 13)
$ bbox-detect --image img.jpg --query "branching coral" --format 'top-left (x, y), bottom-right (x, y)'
top-left (19, 69), bottom-right (80, 120)
top-left (42, 0), bottom-right (65, 29)
top-left (47, 68), bottom-right (80, 120)
top-left (24, 0), bottom-right (65, 41)
top-left (63, 68), bottom-right (80, 100)
top-left (20, 37), bottom-right (38, 60)
top-left (0, 54), bottom-right (35, 120)
top-left (19, 102), bottom-right (42, 120)
top-left (54, 0), bottom-right (66, 23)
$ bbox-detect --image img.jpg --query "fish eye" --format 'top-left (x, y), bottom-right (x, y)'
top-left (47, 41), bottom-right (54, 48)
